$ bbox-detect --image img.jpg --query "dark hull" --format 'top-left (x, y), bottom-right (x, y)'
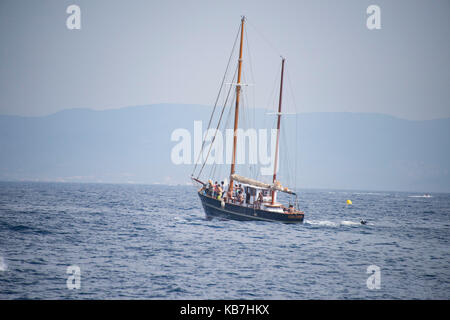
top-left (198, 191), bottom-right (304, 223)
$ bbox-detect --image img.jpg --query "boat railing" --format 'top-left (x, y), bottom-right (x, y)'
top-left (200, 189), bottom-right (302, 214)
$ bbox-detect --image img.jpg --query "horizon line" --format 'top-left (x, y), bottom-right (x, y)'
top-left (1, 103), bottom-right (449, 122)
top-left (0, 179), bottom-right (448, 195)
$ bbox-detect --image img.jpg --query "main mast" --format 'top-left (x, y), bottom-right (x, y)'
top-left (271, 58), bottom-right (285, 205)
top-left (229, 16), bottom-right (245, 193)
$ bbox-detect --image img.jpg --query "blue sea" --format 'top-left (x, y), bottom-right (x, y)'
top-left (0, 181), bottom-right (449, 299)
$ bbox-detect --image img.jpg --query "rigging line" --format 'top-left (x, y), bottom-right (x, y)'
top-left (254, 60), bottom-right (280, 184)
top-left (281, 86), bottom-right (296, 189)
top-left (209, 89), bottom-right (235, 181)
top-left (244, 27), bottom-right (257, 109)
top-left (242, 81), bottom-right (255, 177)
top-left (209, 83), bottom-right (235, 180)
top-left (271, 60), bottom-right (283, 182)
top-left (280, 123), bottom-right (293, 188)
top-left (295, 110), bottom-right (298, 191)
top-left (197, 63), bottom-right (238, 179)
top-left (246, 18), bottom-right (284, 59)
top-left (241, 72), bottom-right (249, 138)
top-left (260, 60), bottom-right (281, 174)
top-left (241, 72), bottom-right (256, 180)
top-left (266, 59), bottom-right (282, 116)
top-left (242, 72), bottom-right (258, 180)
top-left (243, 71), bottom-right (255, 136)
top-left (286, 68), bottom-right (300, 191)
top-left (286, 67), bottom-right (300, 114)
top-left (239, 72), bottom-right (247, 177)
top-left (201, 74), bottom-right (235, 180)
top-left (244, 27), bottom-right (257, 159)
top-left (210, 154), bottom-right (218, 180)
top-left (211, 90), bottom-right (235, 180)
top-left (244, 27), bottom-right (255, 85)
top-left (192, 23), bottom-right (241, 177)
top-left (270, 59), bottom-right (283, 124)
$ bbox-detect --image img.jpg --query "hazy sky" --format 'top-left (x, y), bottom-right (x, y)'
top-left (0, 0), bottom-right (449, 120)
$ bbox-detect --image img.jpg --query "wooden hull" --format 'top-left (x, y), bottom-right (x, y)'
top-left (198, 191), bottom-right (304, 223)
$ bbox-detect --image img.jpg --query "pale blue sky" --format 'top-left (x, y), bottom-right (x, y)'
top-left (0, 0), bottom-right (449, 120)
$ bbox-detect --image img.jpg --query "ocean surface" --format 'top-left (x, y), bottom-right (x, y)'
top-left (0, 181), bottom-right (449, 299)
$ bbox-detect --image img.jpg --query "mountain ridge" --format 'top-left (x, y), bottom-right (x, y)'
top-left (0, 104), bottom-right (449, 192)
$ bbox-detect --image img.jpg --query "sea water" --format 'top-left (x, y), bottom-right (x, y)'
top-left (0, 182), bottom-right (449, 299)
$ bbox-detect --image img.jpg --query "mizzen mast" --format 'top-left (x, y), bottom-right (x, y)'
top-left (228, 16), bottom-right (245, 194)
top-left (271, 58), bottom-right (285, 205)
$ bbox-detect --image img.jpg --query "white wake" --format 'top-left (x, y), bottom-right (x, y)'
top-left (306, 220), bottom-right (365, 227)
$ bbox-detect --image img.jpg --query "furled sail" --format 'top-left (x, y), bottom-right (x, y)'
top-left (230, 174), bottom-right (296, 195)
top-left (231, 174), bottom-right (271, 189)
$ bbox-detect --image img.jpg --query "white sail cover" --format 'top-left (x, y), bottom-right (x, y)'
top-left (230, 174), bottom-right (296, 195)
top-left (231, 174), bottom-right (271, 189)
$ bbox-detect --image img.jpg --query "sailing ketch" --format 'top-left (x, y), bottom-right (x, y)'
top-left (191, 16), bottom-right (304, 223)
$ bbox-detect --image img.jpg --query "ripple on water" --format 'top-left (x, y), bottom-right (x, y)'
top-left (0, 182), bottom-right (449, 299)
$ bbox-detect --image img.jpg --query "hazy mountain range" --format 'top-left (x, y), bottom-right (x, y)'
top-left (0, 104), bottom-right (449, 192)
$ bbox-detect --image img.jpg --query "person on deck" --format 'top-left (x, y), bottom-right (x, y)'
top-left (206, 180), bottom-right (213, 196)
top-left (288, 204), bottom-right (295, 214)
top-left (256, 191), bottom-right (264, 209)
top-left (213, 181), bottom-right (219, 198)
top-left (217, 181), bottom-right (226, 200)
top-left (225, 190), bottom-right (233, 203)
top-left (217, 184), bottom-right (223, 200)
top-left (237, 191), bottom-right (244, 204)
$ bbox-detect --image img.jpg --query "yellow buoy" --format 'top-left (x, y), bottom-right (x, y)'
top-left (347, 199), bottom-right (352, 205)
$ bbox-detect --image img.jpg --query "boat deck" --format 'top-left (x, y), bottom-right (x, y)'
top-left (198, 191), bottom-right (304, 223)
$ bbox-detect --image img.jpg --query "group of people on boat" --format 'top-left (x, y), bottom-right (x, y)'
top-left (201, 179), bottom-right (296, 213)
top-left (203, 179), bottom-right (247, 204)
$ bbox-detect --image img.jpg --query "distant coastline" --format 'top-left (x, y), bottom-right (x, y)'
top-left (0, 104), bottom-right (449, 192)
